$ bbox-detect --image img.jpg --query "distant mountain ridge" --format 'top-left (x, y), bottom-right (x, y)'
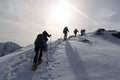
top-left (95, 28), bottom-right (120, 38)
top-left (0, 42), bottom-right (22, 57)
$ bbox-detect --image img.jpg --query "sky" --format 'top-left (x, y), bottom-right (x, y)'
top-left (0, 0), bottom-right (120, 46)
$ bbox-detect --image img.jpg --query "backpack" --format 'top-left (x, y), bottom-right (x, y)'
top-left (34, 34), bottom-right (46, 47)
top-left (63, 27), bottom-right (68, 33)
top-left (34, 34), bottom-right (47, 52)
top-left (74, 29), bottom-right (78, 34)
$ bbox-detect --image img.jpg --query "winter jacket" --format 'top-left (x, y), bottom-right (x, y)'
top-left (74, 29), bottom-right (78, 34)
top-left (34, 34), bottom-right (46, 47)
top-left (63, 27), bottom-right (69, 34)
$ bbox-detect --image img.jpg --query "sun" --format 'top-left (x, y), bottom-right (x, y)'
top-left (50, 2), bottom-right (71, 23)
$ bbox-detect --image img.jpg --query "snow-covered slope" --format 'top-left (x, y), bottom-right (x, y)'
top-left (0, 31), bottom-right (120, 80)
top-left (0, 42), bottom-right (21, 57)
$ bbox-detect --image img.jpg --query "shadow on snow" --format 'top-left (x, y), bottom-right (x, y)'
top-left (65, 41), bottom-right (90, 80)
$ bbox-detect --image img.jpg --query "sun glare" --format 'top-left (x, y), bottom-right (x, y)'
top-left (50, 2), bottom-right (71, 23)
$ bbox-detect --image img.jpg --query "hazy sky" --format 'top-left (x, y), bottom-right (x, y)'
top-left (0, 0), bottom-right (120, 46)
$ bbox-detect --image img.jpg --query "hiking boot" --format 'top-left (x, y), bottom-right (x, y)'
top-left (38, 59), bottom-right (43, 65)
top-left (32, 63), bottom-right (38, 71)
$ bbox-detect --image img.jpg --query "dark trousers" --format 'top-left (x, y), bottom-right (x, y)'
top-left (75, 33), bottom-right (77, 37)
top-left (33, 46), bottom-right (43, 63)
top-left (64, 33), bottom-right (67, 40)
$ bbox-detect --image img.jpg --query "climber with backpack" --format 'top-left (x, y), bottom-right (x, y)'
top-left (63, 26), bottom-right (69, 40)
top-left (32, 34), bottom-right (46, 71)
top-left (32, 31), bottom-right (51, 71)
top-left (74, 29), bottom-right (78, 37)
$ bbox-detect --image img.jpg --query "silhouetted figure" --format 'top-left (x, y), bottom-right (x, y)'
top-left (32, 31), bottom-right (51, 71)
top-left (74, 29), bottom-right (78, 37)
top-left (63, 26), bottom-right (69, 40)
top-left (81, 29), bottom-right (86, 36)
top-left (33, 34), bottom-right (46, 68)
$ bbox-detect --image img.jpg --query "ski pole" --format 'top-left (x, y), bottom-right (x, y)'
top-left (46, 36), bottom-right (52, 65)
top-left (46, 48), bottom-right (49, 65)
top-left (50, 36), bottom-right (52, 50)
top-left (31, 50), bottom-right (35, 64)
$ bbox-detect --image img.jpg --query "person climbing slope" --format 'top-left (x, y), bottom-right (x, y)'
top-left (32, 33), bottom-right (46, 71)
top-left (74, 29), bottom-right (78, 37)
top-left (63, 26), bottom-right (69, 40)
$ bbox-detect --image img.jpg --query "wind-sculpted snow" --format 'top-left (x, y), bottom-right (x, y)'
top-left (0, 33), bottom-right (120, 80)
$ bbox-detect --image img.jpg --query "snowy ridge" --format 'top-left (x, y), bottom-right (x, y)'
top-left (0, 32), bottom-right (120, 80)
top-left (0, 42), bottom-right (21, 57)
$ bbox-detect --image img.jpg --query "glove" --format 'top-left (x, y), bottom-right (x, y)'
top-left (49, 34), bottom-right (51, 37)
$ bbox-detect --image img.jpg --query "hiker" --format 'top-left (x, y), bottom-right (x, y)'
top-left (74, 29), bottom-right (78, 37)
top-left (81, 29), bottom-right (86, 36)
top-left (32, 31), bottom-right (51, 71)
top-left (63, 26), bottom-right (69, 40)
top-left (33, 33), bottom-right (46, 68)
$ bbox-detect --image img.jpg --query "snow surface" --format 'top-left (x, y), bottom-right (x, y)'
top-left (0, 32), bottom-right (120, 80)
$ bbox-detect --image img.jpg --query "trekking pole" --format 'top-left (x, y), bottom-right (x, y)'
top-left (50, 36), bottom-right (52, 50)
top-left (31, 50), bottom-right (35, 64)
top-left (46, 48), bottom-right (49, 65)
top-left (47, 36), bottom-right (52, 64)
